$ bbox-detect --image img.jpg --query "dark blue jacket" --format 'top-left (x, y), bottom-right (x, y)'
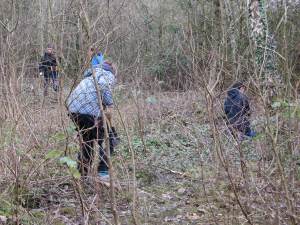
top-left (224, 88), bottom-right (250, 125)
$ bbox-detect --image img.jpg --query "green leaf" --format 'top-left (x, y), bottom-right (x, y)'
top-left (67, 144), bottom-right (79, 154)
top-left (70, 167), bottom-right (81, 179)
top-left (66, 125), bottom-right (76, 135)
top-left (52, 132), bottom-right (66, 141)
top-left (46, 149), bottom-right (62, 159)
top-left (252, 133), bottom-right (264, 141)
top-left (59, 157), bottom-right (80, 179)
top-left (59, 157), bottom-right (77, 168)
top-left (283, 109), bottom-right (293, 118)
top-left (281, 101), bottom-right (290, 108)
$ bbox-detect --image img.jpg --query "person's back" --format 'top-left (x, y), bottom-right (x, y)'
top-left (67, 53), bottom-right (118, 180)
top-left (67, 70), bottom-right (115, 116)
top-left (224, 83), bottom-right (249, 124)
top-left (224, 82), bottom-right (256, 138)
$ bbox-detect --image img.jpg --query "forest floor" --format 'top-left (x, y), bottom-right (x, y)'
top-left (0, 79), bottom-right (299, 225)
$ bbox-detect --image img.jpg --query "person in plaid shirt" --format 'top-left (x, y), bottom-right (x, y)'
top-left (67, 53), bottom-right (116, 180)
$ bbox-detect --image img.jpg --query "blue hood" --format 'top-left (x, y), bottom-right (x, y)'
top-left (227, 88), bottom-right (240, 99)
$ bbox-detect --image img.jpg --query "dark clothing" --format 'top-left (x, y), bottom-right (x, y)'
top-left (224, 88), bottom-right (251, 135)
top-left (44, 73), bottom-right (58, 92)
top-left (39, 52), bottom-right (58, 92)
top-left (69, 113), bottom-right (114, 176)
top-left (39, 52), bottom-right (57, 77)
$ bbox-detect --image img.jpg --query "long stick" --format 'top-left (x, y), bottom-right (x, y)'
top-left (92, 68), bottom-right (120, 225)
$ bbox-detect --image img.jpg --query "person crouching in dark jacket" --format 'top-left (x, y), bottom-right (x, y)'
top-left (224, 82), bottom-right (256, 138)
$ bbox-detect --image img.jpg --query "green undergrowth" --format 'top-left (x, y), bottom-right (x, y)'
top-left (1, 94), bottom-right (300, 224)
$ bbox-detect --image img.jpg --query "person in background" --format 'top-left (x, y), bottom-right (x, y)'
top-left (67, 53), bottom-right (117, 181)
top-left (224, 81), bottom-right (257, 140)
top-left (39, 44), bottom-right (58, 95)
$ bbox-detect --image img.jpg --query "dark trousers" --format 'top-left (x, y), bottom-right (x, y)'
top-left (69, 113), bottom-right (113, 176)
top-left (44, 71), bottom-right (58, 93)
top-left (228, 117), bottom-right (252, 137)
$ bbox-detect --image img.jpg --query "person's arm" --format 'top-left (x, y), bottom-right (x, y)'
top-left (51, 56), bottom-right (57, 72)
top-left (224, 99), bottom-right (230, 116)
top-left (83, 68), bottom-right (93, 78)
top-left (241, 95), bottom-right (251, 117)
top-left (105, 106), bottom-right (114, 126)
top-left (101, 88), bottom-right (114, 125)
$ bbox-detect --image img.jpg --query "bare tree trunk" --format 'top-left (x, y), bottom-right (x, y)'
top-left (249, 0), bottom-right (281, 98)
top-left (224, 0), bottom-right (238, 69)
top-left (249, 1), bottom-right (296, 224)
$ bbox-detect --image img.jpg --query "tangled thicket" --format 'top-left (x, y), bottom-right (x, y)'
top-left (0, 0), bottom-right (300, 225)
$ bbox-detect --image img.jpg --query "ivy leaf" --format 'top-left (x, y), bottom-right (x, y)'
top-left (59, 157), bottom-right (80, 179)
top-left (70, 167), bottom-right (81, 179)
top-left (46, 149), bottom-right (62, 159)
top-left (52, 132), bottom-right (66, 141)
top-left (59, 157), bottom-right (77, 168)
top-left (66, 124), bottom-right (76, 135)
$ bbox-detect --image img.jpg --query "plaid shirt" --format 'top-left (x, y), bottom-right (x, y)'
top-left (67, 68), bottom-right (115, 117)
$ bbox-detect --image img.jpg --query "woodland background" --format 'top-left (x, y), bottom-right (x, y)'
top-left (0, 0), bottom-right (300, 224)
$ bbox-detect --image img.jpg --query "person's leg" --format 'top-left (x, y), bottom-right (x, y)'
top-left (43, 75), bottom-right (50, 96)
top-left (226, 121), bottom-right (240, 140)
top-left (96, 121), bottom-right (114, 176)
top-left (96, 122), bottom-right (107, 174)
top-left (80, 128), bottom-right (95, 175)
top-left (70, 113), bottom-right (95, 176)
top-left (244, 127), bottom-right (256, 137)
top-left (98, 144), bottom-right (109, 176)
top-left (241, 118), bottom-right (256, 138)
top-left (51, 71), bottom-right (59, 92)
